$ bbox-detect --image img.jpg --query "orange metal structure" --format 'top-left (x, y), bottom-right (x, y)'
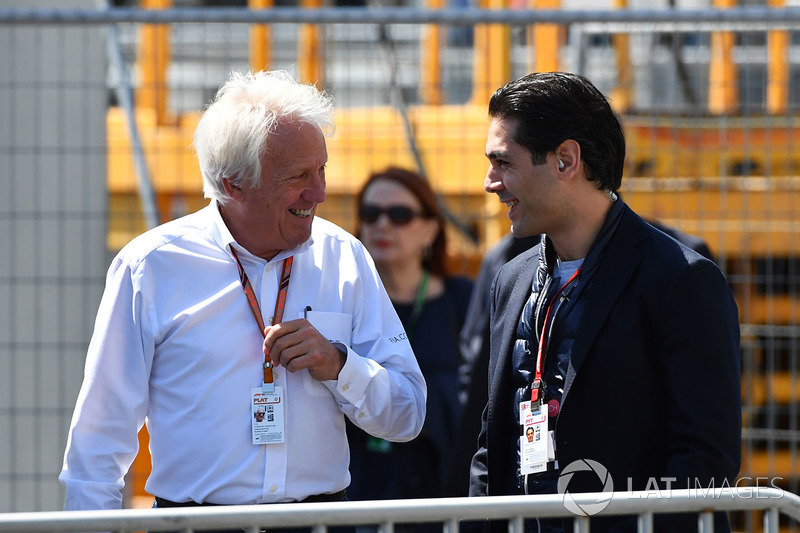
top-left (118, 0), bottom-right (800, 508)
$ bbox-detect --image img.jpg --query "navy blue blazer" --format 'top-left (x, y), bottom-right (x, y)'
top-left (470, 204), bottom-right (742, 532)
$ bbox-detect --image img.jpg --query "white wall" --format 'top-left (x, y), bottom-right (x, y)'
top-left (0, 0), bottom-right (107, 512)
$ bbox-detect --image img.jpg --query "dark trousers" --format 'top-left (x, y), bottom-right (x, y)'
top-left (150, 491), bottom-right (356, 533)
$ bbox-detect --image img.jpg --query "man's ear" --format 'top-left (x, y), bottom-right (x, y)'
top-left (555, 140), bottom-right (581, 176)
top-left (222, 177), bottom-right (245, 203)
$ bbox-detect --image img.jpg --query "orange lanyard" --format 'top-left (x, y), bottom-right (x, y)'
top-left (230, 247), bottom-right (294, 392)
top-left (531, 266), bottom-right (581, 404)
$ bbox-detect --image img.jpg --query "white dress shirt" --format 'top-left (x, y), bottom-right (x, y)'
top-left (59, 201), bottom-right (427, 510)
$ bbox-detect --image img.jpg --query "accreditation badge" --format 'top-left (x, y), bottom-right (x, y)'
top-left (519, 400), bottom-right (549, 475)
top-left (251, 386), bottom-right (285, 445)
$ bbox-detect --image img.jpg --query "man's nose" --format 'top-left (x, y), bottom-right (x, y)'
top-left (303, 170), bottom-right (326, 203)
top-left (484, 167), bottom-right (504, 194)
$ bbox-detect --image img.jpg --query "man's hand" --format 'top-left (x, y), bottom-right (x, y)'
top-left (263, 318), bottom-right (346, 381)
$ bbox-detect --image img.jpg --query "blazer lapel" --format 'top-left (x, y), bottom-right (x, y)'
top-left (562, 210), bottom-right (645, 405)
top-left (488, 250), bottom-right (537, 419)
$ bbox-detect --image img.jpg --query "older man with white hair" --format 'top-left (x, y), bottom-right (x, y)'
top-left (60, 70), bottom-right (426, 516)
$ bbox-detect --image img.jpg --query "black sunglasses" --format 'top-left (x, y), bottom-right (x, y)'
top-left (359, 204), bottom-right (423, 226)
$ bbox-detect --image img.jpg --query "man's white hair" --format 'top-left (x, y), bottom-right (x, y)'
top-left (193, 70), bottom-right (335, 205)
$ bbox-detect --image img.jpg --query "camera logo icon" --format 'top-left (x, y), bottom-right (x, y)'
top-left (557, 459), bottom-right (614, 516)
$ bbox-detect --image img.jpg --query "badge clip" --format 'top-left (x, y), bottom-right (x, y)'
top-left (531, 378), bottom-right (543, 404)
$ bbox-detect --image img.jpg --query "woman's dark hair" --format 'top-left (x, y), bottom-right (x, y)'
top-left (356, 166), bottom-right (448, 277)
top-left (488, 71), bottom-right (626, 192)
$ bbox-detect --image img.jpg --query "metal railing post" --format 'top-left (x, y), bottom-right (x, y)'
top-left (697, 510), bottom-right (714, 533)
top-left (572, 515), bottom-right (590, 533)
top-left (764, 507), bottom-right (780, 533)
top-left (508, 515), bottom-right (523, 533)
top-left (636, 511), bottom-right (653, 533)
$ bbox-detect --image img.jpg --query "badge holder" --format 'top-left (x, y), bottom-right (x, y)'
top-left (520, 394), bottom-right (549, 475)
top-left (252, 386), bottom-right (285, 444)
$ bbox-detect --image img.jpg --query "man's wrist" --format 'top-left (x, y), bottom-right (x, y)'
top-left (331, 342), bottom-right (348, 375)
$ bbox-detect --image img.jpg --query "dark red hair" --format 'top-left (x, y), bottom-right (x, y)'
top-left (356, 167), bottom-right (448, 277)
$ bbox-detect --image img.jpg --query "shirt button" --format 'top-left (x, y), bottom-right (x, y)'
top-left (358, 412), bottom-right (364, 418)
top-left (273, 371), bottom-right (279, 379)
top-left (270, 485), bottom-right (278, 493)
top-left (342, 384), bottom-right (350, 392)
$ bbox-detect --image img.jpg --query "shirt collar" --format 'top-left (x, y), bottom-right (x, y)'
top-left (206, 199), bottom-right (313, 263)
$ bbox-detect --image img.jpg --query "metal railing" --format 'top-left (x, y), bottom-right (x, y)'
top-left (0, 489), bottom-right (798, 533)
top-left (4, 6), bottom-right (800, 28)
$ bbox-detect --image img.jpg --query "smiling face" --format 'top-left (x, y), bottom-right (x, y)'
top-left (221, 121), bottom-right (328, 260)
top-left (484, 116), bottom-right (563, 238)
top-left (358, 179), bottom-right (439, 270)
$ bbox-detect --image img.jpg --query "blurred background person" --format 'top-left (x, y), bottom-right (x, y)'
top-left (449, 232), bottom-right (539, 497)
top-left (346, 167), bottom-right (473, 523)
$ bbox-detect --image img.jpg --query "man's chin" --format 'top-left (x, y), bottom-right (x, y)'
top-left (510, 225), bottom-right (535, 238)
top-left (287, 226), bottom-right (314, 248)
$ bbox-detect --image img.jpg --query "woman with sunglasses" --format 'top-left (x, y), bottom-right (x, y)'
top-left (346, 167), bottom-right (473, 526)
